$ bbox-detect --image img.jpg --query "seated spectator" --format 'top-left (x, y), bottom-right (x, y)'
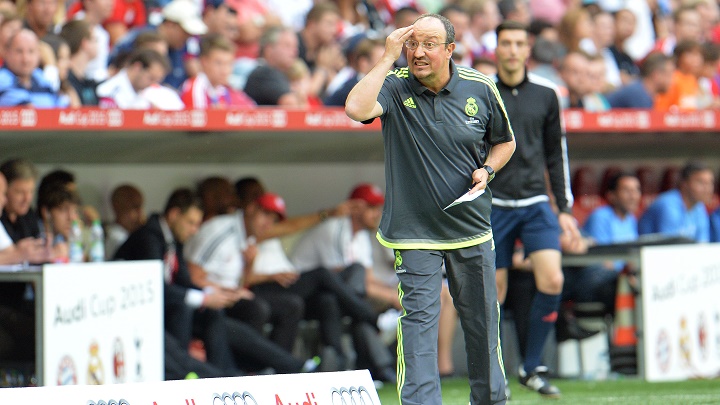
top-left (711, 205), bottom-right (720, 243)
top-left (244, 26), bottom-right (304, 107)
top-left (527, 37), bottom-right (566, 98)
top-left (105, 183), bottom-right (145, 260)
top-left (97, 49), bottom-right (174, 109)
top-left (22, 0), bottom-right (59, 42)
top-left (37, 184), bottom-right (80, 261)
top-left (202, 0), bottom-right (238, 43)
top-left (324, 37), bottom-right (384, 107)
top-left (0, 172), bottom-right (48, 265)
top-left (290, 183), bottom-right (398, 383)
top-left (110, 0), bottom-right (207, 90)
top-left (42, 35), bottom-right (81, 107)
top-left (582, 54), bottom-right (610, 112)
top-left (606, 52), bottom-right (674, 109)
top-left (297, 3), bottom-right (345, 98)
top-left (559, 50), bottom-right (590, 108)
top-left (639, 162), bottom-right (714, 242)
top-left (699, 42), bottom-right (720, 109)
top-left (104, 0), bottom-right (147, 46)
top-left (655, 40), bottom-right (705, 111)
top-left (1, 158), bottom-right (42, 242)
top-left (609, 8), bottom-right (640, 86)
top-left (0, 29), bottom-right (68, 107)
top-left (287, 58), bottom-right (322, 107)
top-left (67, 0), bottom-right (114, 83)
top-left (59, 19), bottom-right (100, 106)
top-left (180, 34), bottom-right (255, 109)
top-left (0, 15), bottom-right (22, 65)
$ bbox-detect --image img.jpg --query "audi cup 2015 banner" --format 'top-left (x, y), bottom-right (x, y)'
top-left (641, 244), bottom-right (720, 381)
top-left (43, 260), bottom-right (164, 386)
top-left (0, 369), bottom-right (380, 404)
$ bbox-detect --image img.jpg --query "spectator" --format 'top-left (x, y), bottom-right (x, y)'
top-left (0, 14), bottom-right (22, 65)
top-left (582, 54), bottom-right (610, 111)
top-left (696, 0), bottom-right (720, 44)
top-left (609, 8), bottom-right (641, 86)
top-left (69, 0), bottom-right (114, 83)
top-left (606, 51), bottom-right (674, 108)
top-left (0, 172), bottom-right (48, 265)
top-left (699, 42), bottom-right (720, 109)
top-left (287, 58), bottom-right (323, 107)
top-left (43, 34), bottom-right (81, 107)
top-left (104, 0), bottom-right (147, 45)
top-left (472, 55), bottom-right (497, 76)
top-left (622, 0), bottom-right (655, 62)
top-left (244, 26), bottom-right (302, 106)
top-left (527, 37), bottom-right (566, 100)
top-left (225, 0), bottom-right (281, 59)
top-left (110, 0), bottom-right (207, 90)
top-left (711, 205), bottom-right (720, 243)
top-left (96, 49), bottom-right (173, 109)
top-left (559, 50), bottom-right (591, 108)
top-left (324, 37), bottom-right (384, 106)
top-left (388, 6), bottom-right (421, 69)
top-left (1, 159), bottom-right (41, 242)
top-left (298, 3), bottom-right (345, 99)
top-left (60, 19), bottom-right (99, 106)
top-left (653, 5), bottom-right (702, 56)
top-left (181, 33), bottom-right (255, 109)
top-left (590, 10), bottom-right (622, 89)
top-left (21, 0), bottom-right (58, 41)
top-left (289, 183), bottom-right (398, 383)
top-left (639, 162), bottom-right (714, 242)
top-left (113, 188), bottom-right (240, 375)
top-left (0, 29), bottom-right (67, 107)
top-left (558, 6), bottom-right (593, 54)
top-left (460, 0), bottom-right (500, 60)
top-left (37, 184), bottom-right (80, 260)
top-left (655, 40), bottom-right (705, 111)
top-left (498, 0), bottom-right (532, 26)
top-left (105, 183), bottom-right (145, 260)
top-left (202, 0), bottom-right (238, 42)
top-left (440, 4), bottom-right (472, 67)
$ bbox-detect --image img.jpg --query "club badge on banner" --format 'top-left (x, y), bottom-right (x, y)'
top-left (641, 244), bottom-right (720, 381)
top-left (0, 370), bottom-right (381, 405)
top-left (42, 261), bottom-right (164, 386)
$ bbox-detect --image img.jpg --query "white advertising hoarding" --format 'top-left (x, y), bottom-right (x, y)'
top-left (641, 244), bottom-right (720, 381)
top-left (42, 260), bottom-right (164, 386)
top-left (0, 370), bottom-right (380, 405)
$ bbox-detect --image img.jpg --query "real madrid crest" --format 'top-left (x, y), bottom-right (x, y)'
top-left (465, 97), bottom-right (478, 117)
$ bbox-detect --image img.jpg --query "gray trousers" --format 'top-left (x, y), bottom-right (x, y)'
top-left (396, 242), bottom-right (506, 405)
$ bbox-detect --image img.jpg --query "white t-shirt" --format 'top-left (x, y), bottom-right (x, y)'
top-left (290, 217), bottom-right (373, 273)
top-left (184, 212), bottom-right (247, 289)
top-left (252, 238), bottom-right (296, 275)
top-left (0, 224), bottom-right (13, 250)
top-left (104, 223), bottom-right (128, 260)
top-left (96, 69), bottom-right (150, 109)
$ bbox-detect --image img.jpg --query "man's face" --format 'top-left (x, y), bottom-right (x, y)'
top-left (360, 205), bottom-right (383, 230)
top-left (683, 170), bottom-right (715, 205)
top-left (5, 32), bottom-right (40, 80)
top-left (675, 9), bottom-right (702, 42)
top-left (246, 207), bottom-right (277, 239)
top-left (312, 12), bottom-right (340, 45)
top-left (561, 53), bottom-right (589, 96)
top-left (407, 17), bottom-right (454, 84)
top-left (26, 0), bottom-right (57, 31)
top-left (267, 30), bottom-right (298, 72)
top-left (130, 61), bottom-right (166, 92)
top-left (609, 176), bottom-right (641, 215)
top-left (49, 201), bottom-right (79, 239)
top-left (653, 59), bottom-right (675, 94)
top-left (495, 28), bottom-right (530, 76)
top-left (5, 178), bottom-right (35, 216)
top-left (169, 206), bottom-right (203, 243)
top-left (0, 174), bottom-right (7, 212)
top-left (201, 49), bottom-right (233, 87)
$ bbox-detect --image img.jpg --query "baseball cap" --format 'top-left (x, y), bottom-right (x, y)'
top-left (163, 0), bottom-right (208, 36)
top-left (349, 183), bottom-right (384, 206)
top-left (256, 193), bottom-right (286, 220)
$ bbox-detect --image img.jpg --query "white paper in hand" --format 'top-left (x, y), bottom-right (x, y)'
top-left (443, 188), bottom-right (485, 210)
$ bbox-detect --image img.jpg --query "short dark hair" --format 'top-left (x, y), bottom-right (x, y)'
top-left (126, 49), bottom-right (170, 73)
top-left (673, 39), bottom-right (702, 61)
top-left (496, 19), bottom-right (528, 38)
top-left (111, 184), bottom-right (144, 213)
top-left (60, 20), bottom-right (92, 55)
top-left (164, 188), bottom-right (202, 216)
top-left (680, 161), bottom-right (711, 182)
top-left (38, 169), bottom-right (75, 205)
top-left (235, 177), bottom-right (265, 209)
top-left (605, 172), bottom-right (638, 193)
top-left (0, 158), bottom-right (38, 184)
top-left (200, 33), bottom-right (235, 57)
top-left (640, 52), bottom-right (671, 78)
top-left (413, 13), bottom-right (456, 44)
top-left (38, 184), bottom-right (80, 212)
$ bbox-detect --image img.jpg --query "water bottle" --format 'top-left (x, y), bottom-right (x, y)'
top-left (89, 220), bottom-right (105, 262)
top-left (68, 220), bottom-right (84, 263)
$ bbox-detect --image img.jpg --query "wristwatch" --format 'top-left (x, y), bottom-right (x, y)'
top-left (483, 165), bottom-right (495, 182)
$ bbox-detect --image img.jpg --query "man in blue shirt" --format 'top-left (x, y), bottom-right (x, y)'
top-left (639, 162), bottom-right (714, 242)
top-left (710, 206), bottom-right (720, 242)
top-left (0, 29), bottom-right (67, 108)
top-left (606, 52), bottom-right (674, 109)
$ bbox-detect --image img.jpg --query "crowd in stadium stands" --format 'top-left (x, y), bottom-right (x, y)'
top-left (0, 0), bottom-right (716, 110)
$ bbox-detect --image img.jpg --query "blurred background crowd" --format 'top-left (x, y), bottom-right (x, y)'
top-left (0, 0), bottom-right (718, 111)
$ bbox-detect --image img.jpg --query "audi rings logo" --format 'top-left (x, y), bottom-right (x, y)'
top-left (330, 386), bottom-right (375, 405)
top-left (212, 391), bottom-right (259, 405)
top-left (86, 400), bottom-right (129, 405)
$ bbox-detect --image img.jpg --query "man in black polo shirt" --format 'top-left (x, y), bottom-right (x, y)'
top-left (492, 21), bottom-right (582, 398)
top-left (346, 13), bottom-right (515, 405)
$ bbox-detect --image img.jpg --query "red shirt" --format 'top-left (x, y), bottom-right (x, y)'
top-left (181, 73), bottom-right (256, 109)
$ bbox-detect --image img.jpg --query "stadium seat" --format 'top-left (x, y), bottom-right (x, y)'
top-left (572, 166), bottom-right (604, 227)
top-left (660, 166), bottom-right (681, 192)
top-left (636, 166), bottom-right (659, 214)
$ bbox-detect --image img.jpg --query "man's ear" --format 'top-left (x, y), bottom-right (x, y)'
top-left (446, 42), bottom-right (456, 60)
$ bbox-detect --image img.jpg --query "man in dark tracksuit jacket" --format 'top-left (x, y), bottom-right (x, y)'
top-left (492, 21), bottom-right (581, 398)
